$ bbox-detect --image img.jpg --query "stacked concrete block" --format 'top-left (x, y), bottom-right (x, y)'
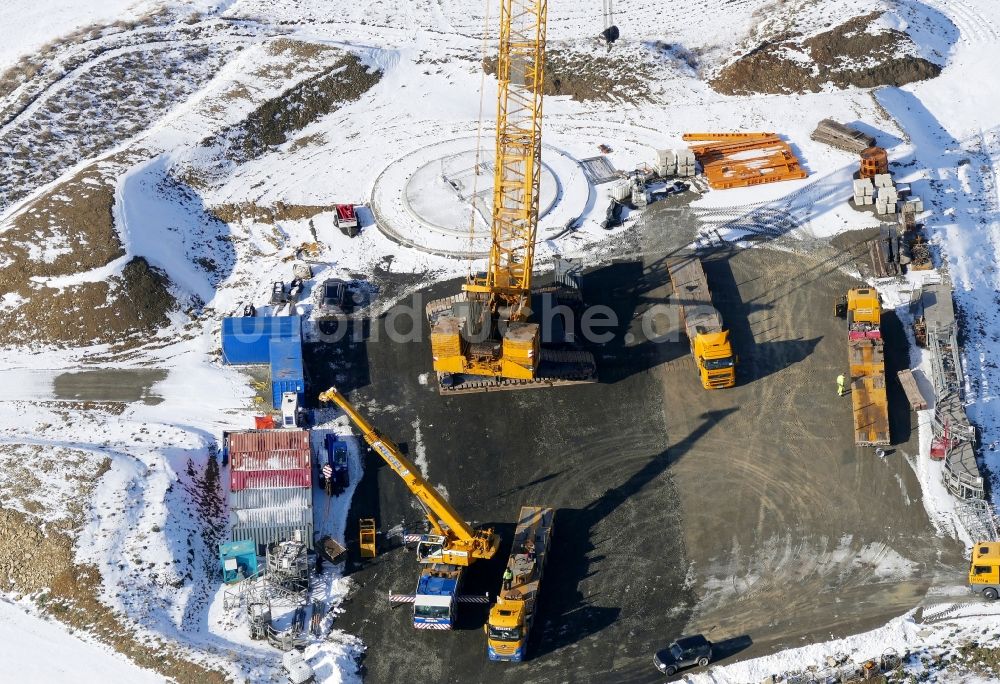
top-left (904, 197), bottom-right (924, 213)
top-left (676, 150), bottom-right (696, 177)
top-left (873, 177), bottom-right (899, 215)
top-left (655, 149), bottom-right (676, 178)
top-left (853, 178), bottom-right (874, 206)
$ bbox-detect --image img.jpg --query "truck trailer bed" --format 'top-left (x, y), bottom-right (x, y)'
top-left (668, 256), bottom-right (724, 337)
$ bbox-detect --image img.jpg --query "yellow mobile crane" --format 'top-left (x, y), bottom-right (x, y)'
top-left (426, 0), bottom-right (601, 393)
top-left (318, 387), bottom-right (498, 564)
top-left (318, 387), bottom-right (500, 629)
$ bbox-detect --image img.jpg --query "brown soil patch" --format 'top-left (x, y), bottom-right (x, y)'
top-left (0, 167), bottom-right (122, 294)
top-left (0, 439), bottom-right (228, 682)
top-left (209, 200), bottom-right (336, 225)
top-left (483, 47), bottom-right (652, 102)
top-left (219, 53), bottom-right (382, 162)
top-left (712, 12), bottom-right (941, 95)
top-left (0, 506), bottom-right (75, 592)
top-left (0, 159), bottom-right (177, 349)
top-left (0, 257), bottom-right (174, 348)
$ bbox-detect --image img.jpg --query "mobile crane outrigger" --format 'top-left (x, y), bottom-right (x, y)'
top-left (318, 387), bottom-right (500, 628)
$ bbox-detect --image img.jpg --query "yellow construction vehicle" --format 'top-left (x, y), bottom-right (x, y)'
top-left (845, 288), bottom-right (890, 446)
top-left (969, 541), bottom-right (1000, 600)
top-left (318, 387), bottom-right (499, 565)
top-left (667, 256), bottom-right (736, 389)
top-left (486, 506), bottom-right (554, 661)
top-left (320, 387), bottom-right (500, 630)
top-left (426, 0), bottom-right (595, 392)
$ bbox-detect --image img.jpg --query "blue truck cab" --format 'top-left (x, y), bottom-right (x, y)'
top-left (413, 564), bottom-right (462, 629)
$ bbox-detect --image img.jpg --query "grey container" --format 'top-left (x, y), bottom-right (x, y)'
top-left (231, 504), bottom-right (314, 553)
top-left (230, 487), bottom-right (311, 512)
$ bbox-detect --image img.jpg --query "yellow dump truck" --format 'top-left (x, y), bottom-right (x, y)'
top-left (486, 506), bottom-right (554, 661)
top-left (668, 256), bottom-right (736, 389)
top-left (969, 541), bottom-right (1000, 600)
top-left (846, 288), bottom-right (890, 446)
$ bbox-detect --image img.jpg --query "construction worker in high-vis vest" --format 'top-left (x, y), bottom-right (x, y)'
top-left (837, 374), bottom-right (846, 397)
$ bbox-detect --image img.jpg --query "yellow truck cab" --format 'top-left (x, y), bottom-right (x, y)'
top-left (668, 256), bottom-right (736, 390)
top-left (693, 329), bottom-right (736, 389)
top-left (969, 541), bottom-right (1000, 600)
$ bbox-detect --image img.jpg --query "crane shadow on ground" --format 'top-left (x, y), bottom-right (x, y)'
top-left (701, 248), bottom-right (822, 384)
top-left (880, 309), bottom-right (913, 446)
top-left (532, 408), bottom-right (737, 659)
top-left (304, 321), bottom-right (372, 398)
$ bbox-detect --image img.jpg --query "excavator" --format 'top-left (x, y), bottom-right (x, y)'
top-left (426, 0), bottom-right (615, 393)
top-left (317, 387), bottom-right (499, 628)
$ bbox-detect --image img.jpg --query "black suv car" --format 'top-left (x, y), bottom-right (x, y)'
top-left (653, 635), bottom-right (713, 676)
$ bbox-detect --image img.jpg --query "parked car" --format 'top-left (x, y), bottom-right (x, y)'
top-left (321, 434), bottom-right (350, 494)
top-left (316, 278), bottom-right (348, 316)
top-left (270, 281), bottom-right (287, 305)
top-left (653, 635), bottom-right (713, 676)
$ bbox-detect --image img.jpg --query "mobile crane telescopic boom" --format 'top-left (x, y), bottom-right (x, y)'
top-left (318, 387), bottom-right (499, 565)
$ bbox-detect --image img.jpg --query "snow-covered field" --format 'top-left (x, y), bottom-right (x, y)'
top-left (1, 0), bottom-right (1000, 680)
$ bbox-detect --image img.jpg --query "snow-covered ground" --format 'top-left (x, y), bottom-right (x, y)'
top-left (1, 0), bottom-right (1000, 680)
top-left (0, 598), bottom-right (162, 683)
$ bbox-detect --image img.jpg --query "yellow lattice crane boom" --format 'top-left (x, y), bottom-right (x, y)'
top-left (427, 2), bottom-right (599, 394)
top-left (465, 0), bottom-right (547, 317)
top-left (318, 387), bottom-right (499, 565)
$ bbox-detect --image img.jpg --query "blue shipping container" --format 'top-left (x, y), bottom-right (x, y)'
top-left (221, 316), bottom-right (301, 365)
top-left (269, 337), bottom-right (305, 407)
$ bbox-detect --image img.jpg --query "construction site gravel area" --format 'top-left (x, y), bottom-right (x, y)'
top-left (308, 206), bottom-right (967, 683)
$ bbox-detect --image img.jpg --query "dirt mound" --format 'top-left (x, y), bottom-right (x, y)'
top-left (0, 167), bottom-right (123, 293)
top-left (712, 12), bottom-right (941, 95)
top-left (0, 257), bottom-right (174, 348)
top-left (0, 165), bottom-right (176, 348)
top-left (483, 45), bottom-right (654, 102)
top-left (209, 200), bottom-right (335, 225)
top-left (215, 53), bottom-right (382, 163)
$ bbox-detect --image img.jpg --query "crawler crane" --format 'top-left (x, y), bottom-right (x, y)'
top-left (427, 0), bottom-right (609, 392)
top-left (318, 387), bottom-right (500, 628)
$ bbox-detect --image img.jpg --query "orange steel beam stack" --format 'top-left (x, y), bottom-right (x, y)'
top-left (688, 135), bottom-right (782, 158)
top-left (682, 132), bottom-right (775, 141)
top-left (685, 133), bottom-right (808, 190)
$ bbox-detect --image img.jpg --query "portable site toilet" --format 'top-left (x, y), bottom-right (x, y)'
top-left (219, 539), bottom-right (258, 583)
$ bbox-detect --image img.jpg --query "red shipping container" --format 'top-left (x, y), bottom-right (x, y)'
top-left (228, 429), bottom-right (311, 471)
top-left (230, 468), bottom-right (311, 492)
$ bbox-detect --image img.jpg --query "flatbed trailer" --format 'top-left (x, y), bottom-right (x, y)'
top-left (486, 506), bottom-right (554, 661)
top-left (667, 256), bottom-right (736, 389)
top-left (846, 288), bottom-right (890, 446)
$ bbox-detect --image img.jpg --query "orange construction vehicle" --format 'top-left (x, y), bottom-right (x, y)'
top-left (845, 288), bottom-right (890, 446)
